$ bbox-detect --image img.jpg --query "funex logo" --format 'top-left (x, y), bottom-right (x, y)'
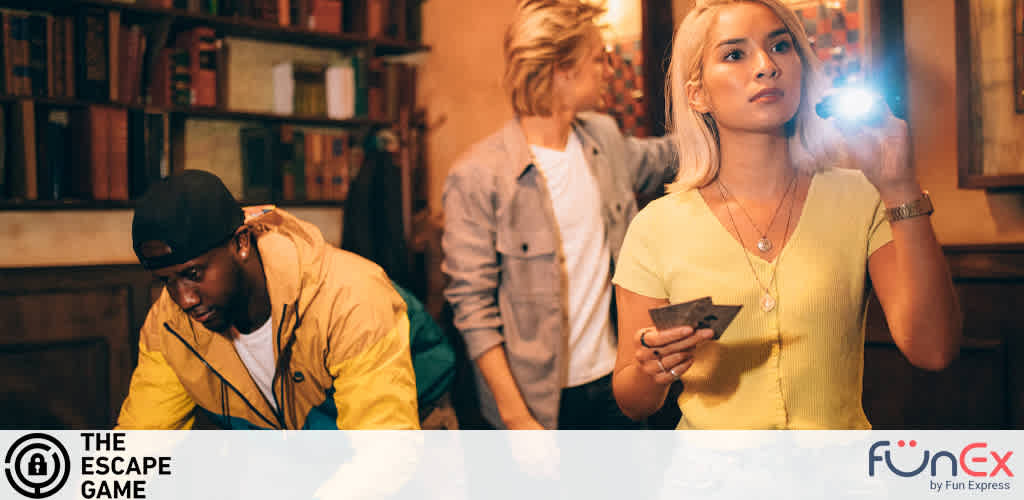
top-left (869, 439), bottom-right (1014, 478)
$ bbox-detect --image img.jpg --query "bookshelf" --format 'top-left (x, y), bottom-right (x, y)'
top-left (6, 0), bottom-right (428, 54)
top-left (0, 0), bottom-right (426, 209)
top-left (0, 93), bottom-right (392, 126)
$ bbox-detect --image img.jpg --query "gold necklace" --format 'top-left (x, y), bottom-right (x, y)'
top-left (716, 176), bottom-right (798, 312)
top-left (717, 173), bottom-right (797, 253)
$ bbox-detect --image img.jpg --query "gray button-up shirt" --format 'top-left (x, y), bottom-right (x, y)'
top-left (442, 113), bottom-right (678, 428)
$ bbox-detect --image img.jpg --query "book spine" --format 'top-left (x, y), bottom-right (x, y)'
top-left (277, 0), bottom-right (291, 26)
top-left (128, 109), bottom-right (148, 198)
top-left (64, 17), bottom-right (75, 98)
top-left (178, 27), bottom-right (218, 107)
top-left (279, 125), bottom-right (296, 200)
top-left (366, 0), bottom-right (384, 37)
top-left (89, 106), bottom-right (111, 200)
top-left (118, 25), bottom-right (141, 103)
top-left (52, 16), bottom-right (64, 97)
top-left (304, 131), bottom-right (321, 200)
top-left (107, 11), bottom-right (120, 105)
top-left (169, 48), bottom-right (191, 106)
top-left (26, 14), bottom-right (48, 97)
top-left (12, 100), bottom-right (37, 200)
top-left (326, 132), bottom-right (348, 201)
top-left (216, 38), bottom-right (229, 109)
top-left (148, 48), bottom-right (171, 107)
top-left (6, 13), bottom-right (32, 97)
top-left (108, 107), bottom-right (130, 200)
top-left (40, 107), bottom-right (71, 200)
top-left (76, 7), bottom-right (110, 101)
top-left (44, 15), bottom-right (54, 97)
top-left (291, 128), bottom-right (305, 199)
top-left (309, 0), bottom-right (342, 34)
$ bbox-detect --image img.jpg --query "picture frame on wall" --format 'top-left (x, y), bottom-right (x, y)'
top-left (958, 0), bottom-right (1024, 188)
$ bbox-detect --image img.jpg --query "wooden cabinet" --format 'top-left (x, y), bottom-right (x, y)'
top-left (0, 265), bottom-right (155, 429)
top-left (863, 244), bottom-right (1024, 429)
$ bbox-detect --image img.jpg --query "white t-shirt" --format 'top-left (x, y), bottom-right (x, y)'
top-left (232, 318), bottom-right (278, 411)
top-left (530, 132), bottom-right (617, 387)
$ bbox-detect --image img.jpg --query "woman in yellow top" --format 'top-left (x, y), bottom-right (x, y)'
top-left (611, 0), bottom-right (961, 429)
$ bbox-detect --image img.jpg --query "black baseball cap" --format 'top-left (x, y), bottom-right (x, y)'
top-left (132, 170), bottom-right (244, 270)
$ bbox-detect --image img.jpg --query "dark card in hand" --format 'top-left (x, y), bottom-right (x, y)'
top-left (648, 296), bottom-right (711, 332)
top-left (648, 298), bottom-right (742, 340)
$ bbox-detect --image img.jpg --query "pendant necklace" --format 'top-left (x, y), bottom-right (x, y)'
top-left (717, 173), bottom-right (797, 253)
top-left (716, 175), bottom-right (798, 312)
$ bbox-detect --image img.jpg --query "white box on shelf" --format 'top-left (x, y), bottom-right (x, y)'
top-left (272, 61), bottom-right (295, 115)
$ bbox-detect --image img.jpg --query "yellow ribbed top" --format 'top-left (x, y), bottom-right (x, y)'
top-left (613, 169), bottom-right (892, 429)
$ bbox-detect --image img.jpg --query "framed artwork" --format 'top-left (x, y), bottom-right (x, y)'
top-left (958, 0), bottom-right (1024, 188)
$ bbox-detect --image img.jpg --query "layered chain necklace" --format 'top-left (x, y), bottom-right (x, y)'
top-left (716, 174), bottom-right (799, 312)
top-left (717, 173), bottom-right (797, 253)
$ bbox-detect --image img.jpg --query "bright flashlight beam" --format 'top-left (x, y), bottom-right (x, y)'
top-left (834, 88), bottom-right (877, 121)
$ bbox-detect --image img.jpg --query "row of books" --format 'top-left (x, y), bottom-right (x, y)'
top-left (150, 26), bottom-right (223, 108)
top-left (0, 101), bottom-right (169, 201)
top-left (1, 9), bottom-right (80, 99)
top-left (0, 7), bottom-right (224, 108)
top-left (241, 125), bottom-right (357, 202)
top-left (139, 0), bottom-right (417, 41)
top-left (272, 58), bottom-right (416, 121)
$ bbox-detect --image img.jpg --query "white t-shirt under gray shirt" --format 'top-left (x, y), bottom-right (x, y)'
top-left (529, 131), bottom-right (618, 388)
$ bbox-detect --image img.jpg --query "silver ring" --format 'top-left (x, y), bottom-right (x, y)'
top-left (669, 367), bottom-right (680, 379)
top-left (655, 358), bottom-right (669, 374)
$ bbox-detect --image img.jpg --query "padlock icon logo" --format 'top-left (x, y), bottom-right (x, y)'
top-left (27, 453), bottom-right (47, 476)
top-left (5, 433), bottom-right (71, 498)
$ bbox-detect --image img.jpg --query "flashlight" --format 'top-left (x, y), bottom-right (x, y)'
top-left (815, 87), bottom-right (886, 124)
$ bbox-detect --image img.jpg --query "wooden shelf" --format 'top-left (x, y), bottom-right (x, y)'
top-left (0, 199), bottom-right (347, 210)
top-left (15, 0), bottom-right (429, 55)
top-left (175, 107), bottom-right (389, 128)
top-left (0, 200), bottom-right (136, 210)
top-left (0, 94), bottom-right (388, 128)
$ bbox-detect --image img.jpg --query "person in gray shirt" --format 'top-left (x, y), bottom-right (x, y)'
top-left (442, 0), bottom-right (678, 429)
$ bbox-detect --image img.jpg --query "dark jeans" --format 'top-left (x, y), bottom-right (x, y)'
top-left (557, 373), bottom-right (645, 429)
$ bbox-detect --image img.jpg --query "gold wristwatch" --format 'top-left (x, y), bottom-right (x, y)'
top-left (885, 191), bottom-right (933, 222)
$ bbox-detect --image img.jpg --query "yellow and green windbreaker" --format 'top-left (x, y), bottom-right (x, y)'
top-left (117, 207), bottom-right (420, 429)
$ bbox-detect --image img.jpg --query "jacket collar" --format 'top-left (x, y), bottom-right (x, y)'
top-left (498, 115), bottom-right (598, 182)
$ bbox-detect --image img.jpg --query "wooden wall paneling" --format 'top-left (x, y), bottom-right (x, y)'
top-left (0, 340), bottom-right (109, 429)
top-left (0, 265), bottom-right (157, 429)
top-left (948, 244), bottom-right (1024, 427)
top-left (863, 244), bottom-right (1024, 429)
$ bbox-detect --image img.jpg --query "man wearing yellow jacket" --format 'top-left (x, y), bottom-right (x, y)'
top-left (118, 170), bottom-right (420, 429)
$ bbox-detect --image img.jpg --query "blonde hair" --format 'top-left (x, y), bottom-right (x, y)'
top-left (503, 0), bottom-right (607, 116)
top-left (665, 0), bottom-right (842, 192)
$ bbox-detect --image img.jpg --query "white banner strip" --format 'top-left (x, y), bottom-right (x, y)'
top-left (1, 431), bottom-right (1020, 500)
